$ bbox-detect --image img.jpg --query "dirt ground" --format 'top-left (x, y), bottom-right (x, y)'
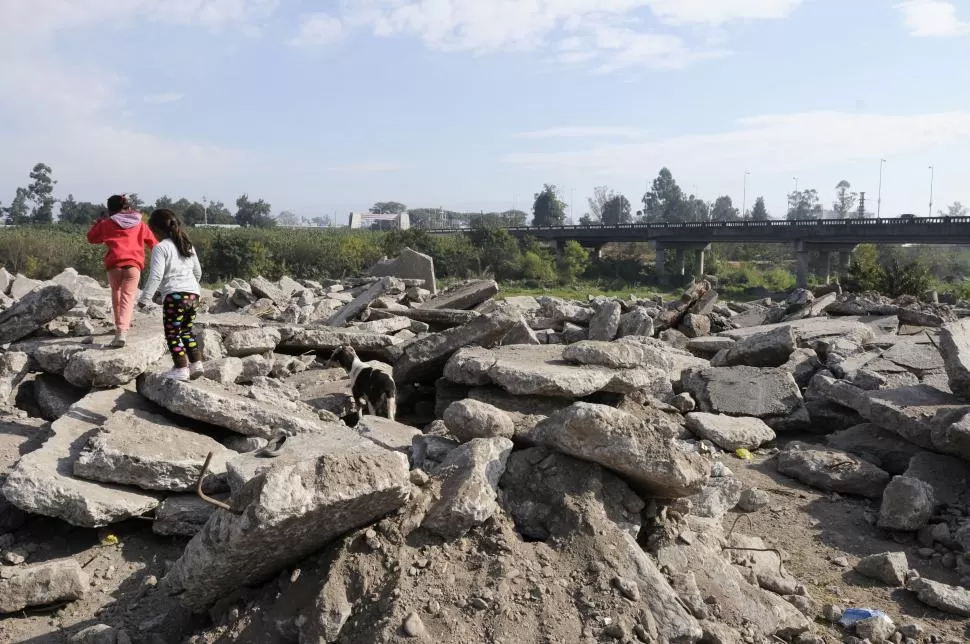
top-left (2, 430), bottom-right (969, 643)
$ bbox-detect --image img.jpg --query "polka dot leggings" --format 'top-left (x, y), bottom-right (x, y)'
top-left (163, 293), bottom-right (202, 368)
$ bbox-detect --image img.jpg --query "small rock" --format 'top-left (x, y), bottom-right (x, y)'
top-left (671, 393), bottom-right (696, 414)
top-left (409, 469), bottom-right (430, 487)
top-left (612, 576), bottom-right (640, 601)
top-left (822, 603), bottom-right (844, 623)
top-left (403, 611), bottom-right (425, 638)
top-left (737, 488), bottom-right (770, 513)
top-left (899, 623), bottom-right (924, 638)
top-left (831, 556), bottom-right (849, 568)
top-left (855, 551), bottom-right (909, 586)
top-left (855, 614), bottom-right (896, 641)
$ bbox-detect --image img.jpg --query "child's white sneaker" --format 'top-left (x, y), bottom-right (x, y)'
top-left (162, 367), bottom-right (191, 381)
top-left (189, 362), bottom-right (204, 380)
top-left (108, 332), bottom-right (127, 348)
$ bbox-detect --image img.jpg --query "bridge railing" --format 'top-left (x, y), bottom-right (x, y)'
top-left (426, 216), bottom-right (970, 233)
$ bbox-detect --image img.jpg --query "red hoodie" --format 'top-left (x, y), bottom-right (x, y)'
top-left (87, 211), bottom-right (158, 270)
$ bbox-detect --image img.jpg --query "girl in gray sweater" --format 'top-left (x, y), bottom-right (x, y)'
top-left (138, 209), bottom-right (204, 381)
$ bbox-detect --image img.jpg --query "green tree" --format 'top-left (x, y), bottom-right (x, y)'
top-left (940, 201), bottom-right (969, 218)
top-left (710, 196), bottom-right (740, 221)
top-left (558, 240), bottom-right (590, 283)
top-left (586, 186), bottom-right (613, 224)
top-left (532, 184), bottom-right (567, 227)
top-left (235, 194), bottom-right (275, 228)
top-left (881, 257), bottom-right (931, 298)
top-left (467, 223), bottom-right (521, 279)
top-left (127, 193), bottom-right (146, 211)
top-left (602, 195), bottom-right (632, 225)
top-left (59, 194), bottom-right (103, 225)
top-left (641, 167), bottom-right (687, 223)
top-left (749, 196), bottom-right (770, 221)
top-left (205, 200), bottom-right (235, 225)
top-left (787, 189), bottom-right (823, 220)
top-left (833, 180), bottom-right (857, 219)
top-left (843, 245), bottom-right (883, 292)
top-left (520, 251), bottom-right (556, 283)
top-left (370, 201), bottom-right (407, 215)
top-left (683, 195), bottom-right (710, 222)
top-left (27, 163), bottom-right (57, 224)
top-left (8, 188), bottom-right (30, 225)
top-left (277, 210), bottom-right (301, 226)
top-left (182, 202), bottom-right (206, 226)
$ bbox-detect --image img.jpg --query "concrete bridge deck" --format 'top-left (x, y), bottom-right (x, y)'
top-left (428, 216), bottom-right (970, 286)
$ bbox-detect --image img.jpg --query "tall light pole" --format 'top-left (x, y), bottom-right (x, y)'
top-left (202, 195), bottom-right (208, 226)
top-left (877, 159), bottom-right (885, 218)
top-left (742, 170), bottom-right (750, 219)
top-left (928, 165), bottom-right (935, 218)
top-left (790, 177), bottom-right (798, 218)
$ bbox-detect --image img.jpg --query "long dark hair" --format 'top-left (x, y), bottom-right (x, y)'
top-left (148, 209), bottom-right (194, 259)
top-left (107, 194), bottom-right (130, 214)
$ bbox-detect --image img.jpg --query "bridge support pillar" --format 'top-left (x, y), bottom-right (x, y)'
top-left (697, 245), bottom-right (710, 277)
top-left (676, 248), bottom-right (686, 277)
top-left (654, 243), bottom-right (666, 281)
top-left (796, 251), bottom-right (810, 289)
top-left (819, 251), bottom-right (832, 284)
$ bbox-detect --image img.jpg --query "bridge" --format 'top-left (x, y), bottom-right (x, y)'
top-left (427, 216), bottom-right (970, 287)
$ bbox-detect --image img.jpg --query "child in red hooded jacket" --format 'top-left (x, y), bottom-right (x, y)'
top-left (87, 194), bottom-right (158, 347)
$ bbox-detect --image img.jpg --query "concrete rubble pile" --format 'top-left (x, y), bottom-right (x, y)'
top-left (0, 255), bottom-right (967, 643)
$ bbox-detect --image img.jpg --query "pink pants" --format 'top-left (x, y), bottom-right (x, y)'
top-left (107, 267), bottom-right (140, 333)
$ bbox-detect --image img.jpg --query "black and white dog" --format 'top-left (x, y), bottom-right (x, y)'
top-left (329, 346), bottom-right (397, 422)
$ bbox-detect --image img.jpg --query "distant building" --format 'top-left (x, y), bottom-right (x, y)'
top-left (348, 211), bottom-right (411, 230)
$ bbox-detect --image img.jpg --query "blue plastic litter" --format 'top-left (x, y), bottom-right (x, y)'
top-left (838, 608), bottom-right (887, 627)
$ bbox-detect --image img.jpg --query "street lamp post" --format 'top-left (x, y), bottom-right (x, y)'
top-left (877, 159), bottom-right (885, 218)
top-left (202, 196), bottom-right (208, 226)
top-left (742, 170), bottom-right (750, 219)
top-left (928, 165), bottom-right (935, 218)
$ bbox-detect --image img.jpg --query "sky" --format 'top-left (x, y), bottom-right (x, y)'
top-left (1, 0), bottom-right (969, 223)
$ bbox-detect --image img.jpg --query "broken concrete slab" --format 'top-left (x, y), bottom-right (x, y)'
top-left (682, 366), bottom-right (805, 421)
top-left (0, 284), bottom-right (78, 345)
top-left (162, 440), bottom-right (409, 610)
top-left (0, 557), bottom-right (88, 614)
top-left (906, 576), bottom-right (970, 617)
top-left (805, 373), bottom-right (872, 418)
top-left (657, 542), bottom-right (809, 641)
top-left (152, 494), bottom-right (219, 537)
top-left (73, 408), bottom-right (231, 492)
top-left (528, 402), bottom-right (709, 497)
top-left (249, 276), bottom-right (291, 308)
top-left (878, 475), bottom-right (935, 531)
top-left (902, 451), bottom-right (970, 509)
top-left (223, 327), bottom-right (282, 357)
top-left (882, 339), bottom-right (944, 375)
top-left (279, 327), bottom-right (401, 362)
top-left (710, 325), bottom-right (795, 368)
top-left (30, 374), bottom-right (87, 421)
top-left (686, 336), bottom-right (736, 359)
top-left (721, 317), bottom-right (875, 352)
top-left (137, 372), bottom-right (333, 439)
top-left (327, 276), bottom-right (400, 327)
top-left (1, 388), bottom-right (160, 527)
top-left (450, 344), bottom-right (673, 399)
top-left (443, 399), bottom-right (514, 441)
top-left (685, 412), bottom-right (776, 451)
top-left (466, 386), bottom-right (572, 437)
top-left (777, 442), bottom-right (890, 499)
top-left (688, 476), bottom-right (744, 520)
top-left (422, 437), bottom-right (513, 540)
top-left (562, 340), bottom-right (672, 371)
top-left (678, 313), bottom-right (711, 339)
top-left (866, 385), bottom-right (970, 459)
top-left (369, 247), bottom-right (437, 294)
top-left (617, 307), bottom-right (654, 338)
top-left (355, 415), bottom-right (421, 454)
top-left (368, 307), bottom-right (480, 328)
top-left (417, 280), bottom-right (497, 311)
top-left (825, 424), bottom-right (918, 475)
top-left (46, 329), bottom-right (169, 388)
top-left (939, 318), bottom-right (970, 401)
top-left (588, 301), bottom-right (621, 341)
top-left (393, 312), bottom-right (518, 384)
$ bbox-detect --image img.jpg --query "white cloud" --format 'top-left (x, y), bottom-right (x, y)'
top-left (288, 13), bottom-right (345, 48)
top-left (337, 0), bottom-right (800, 71)
top-left (143, 92), bottom-right (185, 104)
top-left (896, 0), bottom-right (970, 37)
top-left (515, 126), bottom-right (653, 139)
top-left (504, 111), bottom-right (970, 175)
